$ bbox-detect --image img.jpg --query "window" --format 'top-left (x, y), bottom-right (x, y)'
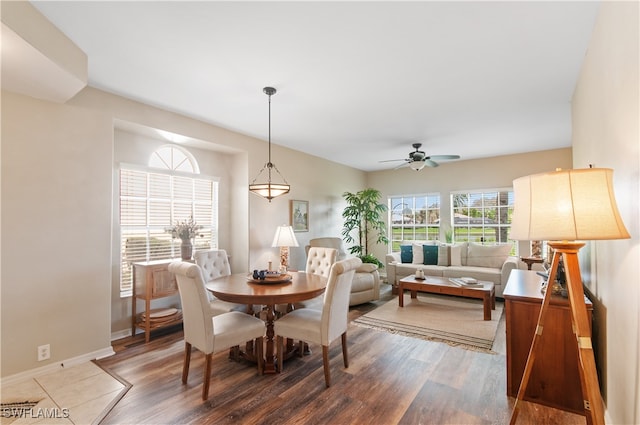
top-left (389, 194), bottom-right (440, 251)
top-left (450, 189), bottom-right (515, 253)
top-left (118, 145), bottom-right (218, 296)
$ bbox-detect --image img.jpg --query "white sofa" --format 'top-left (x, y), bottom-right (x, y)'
top-left (385, 241), bottom-right (518, 298)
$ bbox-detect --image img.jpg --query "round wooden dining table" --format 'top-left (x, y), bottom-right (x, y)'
top-left (205, 271), bottom-right (328, 374)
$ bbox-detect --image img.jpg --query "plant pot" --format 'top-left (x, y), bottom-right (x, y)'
top-left (180, 239), bottom-right (193, 260)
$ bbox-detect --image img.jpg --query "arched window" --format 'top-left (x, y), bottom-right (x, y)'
top-left (118, 145), bottom-right (218, 296)
top-left (148, 145), bottom-right (200, 173)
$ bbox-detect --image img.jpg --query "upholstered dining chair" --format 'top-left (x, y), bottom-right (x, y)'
top-left (274, 257), bottom-right (362, 387)
top-left (295, 247), bottom-right (338, 310)
top-left (195, 249), bottom-right (257, 315)
top-left (168, 261), bottom-right (265, 400)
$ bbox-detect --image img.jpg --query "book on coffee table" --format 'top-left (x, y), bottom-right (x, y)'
top-left (449, 277), bottom-right (481, 287)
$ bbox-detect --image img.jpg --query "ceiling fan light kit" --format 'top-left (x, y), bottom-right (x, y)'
top-left (381, 142), bottom-right (460, 171)
top-left (409, 161), bottom-right (426, 171)
top-left (249, 86), bottom-right (290, 202)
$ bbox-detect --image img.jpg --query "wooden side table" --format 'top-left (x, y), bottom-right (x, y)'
top-left (504, 270), bottom-right (593, 415)
top-left (520, 256), bottom-right (544, 270)
top-left (132, 259), bottom-right (182, 343)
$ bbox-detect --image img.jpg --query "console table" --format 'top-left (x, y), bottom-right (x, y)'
top-left (131, 259), bottom-right (182, 343)
top-left (504, 269), bottom-right (593, 415)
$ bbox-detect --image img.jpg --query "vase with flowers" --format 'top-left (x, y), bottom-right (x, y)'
top-left (165, 216), bottom-right (203, 260)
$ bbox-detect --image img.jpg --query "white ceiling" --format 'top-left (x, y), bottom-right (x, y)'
top-left (30, 1), bottom-right (600, 171)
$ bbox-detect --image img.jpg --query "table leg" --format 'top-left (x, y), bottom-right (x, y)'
top-left (263, 305), bottom-right (277, 374)
top-left (483, 293), bottom-right (491, 321)
top-left (398, 282), bottom-right (404, 307)
top-left (411, 290), bottom-right (418, 299)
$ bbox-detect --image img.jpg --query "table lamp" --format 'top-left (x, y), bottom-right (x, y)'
top-left (509, 168), bottom-right (629, 425)
top-left (272, 225), bottom-right (299, 272)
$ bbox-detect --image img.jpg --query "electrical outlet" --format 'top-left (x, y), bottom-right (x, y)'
top-left (37, 344), bottom-right (50, 361)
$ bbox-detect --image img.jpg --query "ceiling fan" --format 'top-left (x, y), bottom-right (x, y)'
top-left (380, 143), bottom-right (461, 171)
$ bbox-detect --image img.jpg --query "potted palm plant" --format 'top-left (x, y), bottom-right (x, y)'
top-left (341, 188), bottom-right (389, 268)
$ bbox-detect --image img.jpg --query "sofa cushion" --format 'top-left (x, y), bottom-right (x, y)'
top-left (412, 243), bottom-right (424, 264)
top-left (466, 243), bottom-right (512, 268)
top-left (437, 245), bottom-right (450, 266)
top-left (450, 244), bottom-right (463, 266)
top-left (443, 266), bottom-right (502, 285)
top-left (423, 245), bottom-right (439, 265)
top-left (400, 245), bottom-right (413, 263)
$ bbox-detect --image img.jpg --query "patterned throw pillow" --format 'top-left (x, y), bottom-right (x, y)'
top-left (400, 245), bottom-right (413, 263)
top-left (423, 245), bottom-right (439, 265)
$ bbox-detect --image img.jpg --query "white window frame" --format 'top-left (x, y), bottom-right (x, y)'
top-left (118, 147), bottom-right (218, 297)
top-left (388, 193), bottom-right (441, 252)
top-left (450, 188), bottom-right (516, 254)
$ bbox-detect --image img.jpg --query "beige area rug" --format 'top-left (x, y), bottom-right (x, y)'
top-left (353, 293), bottom-right (503, 352)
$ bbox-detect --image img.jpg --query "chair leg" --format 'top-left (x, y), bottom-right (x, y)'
top-left (341, 332), bottom-right (349, 368)
top-left (277, 336), bottom-right (284, 373)
top-left (182, 342), bottom-right (192, 384)
top-left (322, 345), bottom-right (331, 387)
top-left (202, 353), bottom-right (213, 400)
top-left (256, 337), bottom-right (264, 375)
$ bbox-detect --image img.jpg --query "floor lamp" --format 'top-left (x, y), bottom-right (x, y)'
top-left (509, 168), bottom-right (629, 424)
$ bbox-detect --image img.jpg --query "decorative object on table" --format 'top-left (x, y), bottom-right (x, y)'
top-left (272, 225), bottom-right (299, 271)
top-left (248, 271), bottom-right (292, 284)
top-left (165, 216), bottom-right (203, 260)
top-left (249, 86), bottom-right (290, 202)
top-left (290, 200), bottom-right (309, 232)
top-left (341, 188), bottom-right (389, 268)
top-left (415, 268), bottom-right (425, 279)
top-left (509, 167), bottom-right (629, 425)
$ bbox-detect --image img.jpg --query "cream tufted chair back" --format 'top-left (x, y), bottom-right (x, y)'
top-left (305, 247), bottom-right (337, 278)
top-left (194, 249), bottom-right (231, 282)
top-left (306, 237), bottom-right (347, 261)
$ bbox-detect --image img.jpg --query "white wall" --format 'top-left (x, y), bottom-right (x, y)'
top-left (571, 2), bottom-right (639, 423)
top-left (1, 91), bottom-right (113, 376)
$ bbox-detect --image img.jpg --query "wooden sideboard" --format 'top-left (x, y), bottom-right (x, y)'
top-left (131, 259), bottom-right (182, 343)
top-left (504, 269), bottom-right (593, 415)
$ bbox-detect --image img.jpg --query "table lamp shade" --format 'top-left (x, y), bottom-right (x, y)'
top-left (511, 168), bottom-right (630, 241)
top-left (272, 225), bottom-right (299, 248)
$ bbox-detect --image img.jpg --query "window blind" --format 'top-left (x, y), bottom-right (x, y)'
top-left (119, 168), bottom-right (218, 296)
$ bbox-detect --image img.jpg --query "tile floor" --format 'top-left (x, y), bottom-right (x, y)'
top-left (1, 362), bottom-right (129, 425)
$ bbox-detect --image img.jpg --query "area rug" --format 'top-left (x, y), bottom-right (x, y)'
top-left (353, 293), bottom-right (503, 352)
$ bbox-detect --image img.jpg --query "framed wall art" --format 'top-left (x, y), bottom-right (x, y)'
top-left (290, 200), bottom-right (309, 232)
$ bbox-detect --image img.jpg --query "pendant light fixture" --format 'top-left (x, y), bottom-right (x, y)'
top-left (249, 86), bottom-right (290, 202)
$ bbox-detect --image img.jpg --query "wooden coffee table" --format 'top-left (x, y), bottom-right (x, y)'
top-left (398, 275), bottom-right (496, 320)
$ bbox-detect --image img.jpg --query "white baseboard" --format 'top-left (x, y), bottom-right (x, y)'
top-left (0, 346), bottom-right (115, 387)
top-left (110, 328), bottom-right (132, 341)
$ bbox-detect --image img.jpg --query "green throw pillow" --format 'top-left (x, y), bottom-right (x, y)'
top-left (423, 245), bottom-right (439, 265)
top-left (400, 245), bottom-right (413, 263)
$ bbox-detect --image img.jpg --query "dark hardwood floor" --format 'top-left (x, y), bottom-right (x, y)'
top-left (98, 285), bottom-right (585, 424)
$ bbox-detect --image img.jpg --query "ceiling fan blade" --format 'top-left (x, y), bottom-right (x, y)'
top-left (379, 158), bottom-right (408, 163)
top-left (424, 159), bottom-right (439, 168)
top-left (427, 154), bottom-right (460, 160)
top-left (393, 162), bottom-right (409, 170)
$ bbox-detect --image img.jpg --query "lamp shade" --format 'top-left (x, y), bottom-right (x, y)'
top-left (272, 225), bottom-right (299, 247)
top-left (511, 168), bottom-right (630, 241)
